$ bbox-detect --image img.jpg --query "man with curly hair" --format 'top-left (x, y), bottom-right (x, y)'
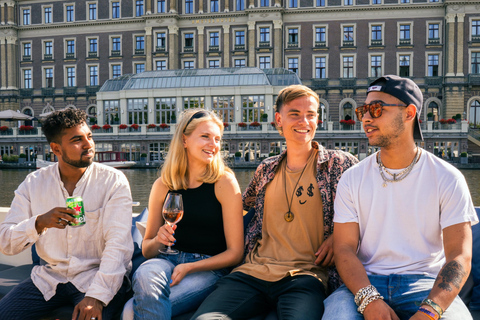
top-left (0, 109), bottom-right (134, 320)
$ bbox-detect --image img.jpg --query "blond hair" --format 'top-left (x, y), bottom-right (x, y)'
top-left (161, 109), bottom-right (232, 190)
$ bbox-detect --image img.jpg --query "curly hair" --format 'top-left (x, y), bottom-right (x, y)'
top-left (42, 108), bottom-right (88, 143)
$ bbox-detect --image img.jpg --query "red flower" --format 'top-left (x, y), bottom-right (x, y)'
top-left (0, 126), bottom-right (9, 131)
top-left (131, 124), bottom-right (139, 130)
top-left (119, 124), bottom-right (128, 129)
top-left (102, 124), bottom-right (112, 130)
top-left (318, 120), bottom-right (323, 124)
top-left (249, 121), bottom-right (261, 127)
top-left (19, 125), bottom-right (34, 131)
top-left (91, 124), bottom-right (101, 129)
top-left (270, 121), bottom-right (276, 127)
top-left (340, 120), bottom-right (356, 125)
top-left (159, 123), bottom-right (169, 129)
top-left (147, 124), bottom-right (157, 129)
top-left (223, 122), bottom-right (229, 128)
top-left (447, 118), bottom-right (456, 124)
top-left (238, 122), bottom-right (247, 127)
top-left (439, 119), bottom-right (447, 124)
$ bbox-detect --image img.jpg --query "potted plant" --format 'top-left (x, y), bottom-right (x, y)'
top-left (270, 121), bottom-right (276, 129)
top-left (261, 113), bottom-right (268, 122)
top-left (238, 122), bottom-right (247, 130)
top-left (234, 151), bottom-right (242, 160)
top-left (119, 124), bottom-right (128, 130)
top-left (0, 126), bottom-right (8, 132)
top-left (249, 121), bottom-right (261, 129)
top-left (446, 118), bottom-right (456, 124)
top-left (223, 122), bottom-right (229, 128)
top-left (140, 153), bottom-right (147, 162)
top-left (131, 124), bottom-right (139, 131)
top-left (427, 112), bottom-right (434, 121)
top-left (102, 124), bottom-right (112, 131)
top-left (340, 119), bottom-right (356, 129)
top-left (159, 123), bottom-right (170, 130)
top-left (18, 153), bottom-right (27, 163)
top-left (460, 152), bottom-right (468, 164)
top-left (91, 124), bottom-right (101, 130)
top-left (170, 113), bottom-right (176, 124)
top-left (147, 124), bottom-right (157, 131)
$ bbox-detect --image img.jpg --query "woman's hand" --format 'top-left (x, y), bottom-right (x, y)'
top-left (156, 223), bottom-right (177, 247)
top-left (171, 263), bottom-right (193, 286)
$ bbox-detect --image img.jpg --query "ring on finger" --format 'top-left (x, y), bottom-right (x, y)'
top-left (58, 218), bottom-right (62, 223)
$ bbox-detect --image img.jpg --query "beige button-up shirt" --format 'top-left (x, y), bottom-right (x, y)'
top-left (0, 162), bottom-right (134, 305)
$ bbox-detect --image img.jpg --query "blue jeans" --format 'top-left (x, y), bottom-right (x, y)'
top-left (322, 274), bottom-right (472, 320)
top-left (470, 222), bottom-right (480, 310)
top-left (0, 276), bottom-right (129, 320)
top-left (132, 252), bottom-right (229, 320)
top-left (192, 271), bottom-right (327, 320)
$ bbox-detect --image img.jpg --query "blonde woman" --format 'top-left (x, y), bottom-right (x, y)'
top-left (132, 109), bottom-right (244, 320)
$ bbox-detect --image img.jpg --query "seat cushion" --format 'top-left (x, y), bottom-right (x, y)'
top-left (0, 264), bottom-right (33, 299)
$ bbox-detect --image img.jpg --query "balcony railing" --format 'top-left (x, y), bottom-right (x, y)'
top-left (111, 50), bottom-right (121, 56)
top-left (209, 45), bottom-right (219, 51)
top-left (428, 38), bottom-right (440, 45)
top-left (469, 74), bottom-right (480, 86)
top-left (20, 89), bottom-right (33, 97)
top-left (65, 52), bottom-right (75, 59)
top-left (63, 87), bottom-right (77, 96)
top-left (135, 49), bottom-right (145, 55)
top-left (18, 128), bottom-right (39, 135)
top-left (342, 40), bottom-right (354, 47)
top-left (340, 78), bottom-right (356, 87)
top-left (234, 44), bottom-right (245, 50)
top-left (184, 46), bottom-right (194, 52)
top-left (311, 78), bottom-right (328, 88)
top-left (259, 41), bottom-right (270, 47)
top-left (86, 86), bottom-right (100, 96)
top-left (42, 87), bottom-right (55, 96)
top-left (155, 46), bottom-right (166, 52)
top-left (425, 76), bottom-right (443, 86)
top-left (44, 54), bottom-right (53, 60)
top-left (370, 39), bottom-right (382, 46)
top-left (315, 41), bottom-right (326, 47)
top-left (472, 35), bottom-right (480, 43)
top-left (88, 51), bottom-right (98, 58)
top-left (22, 55), bottom-right (31, 61)
top-left (0, 129), bottom-right (13, 135)
top-left (287, 41), bottom-right (299, 48)
top-left (399, 38), bottom-right (411, 45)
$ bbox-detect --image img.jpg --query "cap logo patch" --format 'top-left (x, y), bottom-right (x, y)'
top-left (368, 85), bottom-right (382, 92)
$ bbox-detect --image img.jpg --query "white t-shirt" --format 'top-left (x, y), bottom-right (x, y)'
top-left (334, 150), bottom-right (478, 277)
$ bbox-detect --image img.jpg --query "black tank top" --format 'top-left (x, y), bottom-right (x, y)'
top-left (169, 183), bottom-right (227, 256)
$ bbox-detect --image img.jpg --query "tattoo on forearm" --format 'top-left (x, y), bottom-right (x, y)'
top-left (437, 260), bottom-right (467, 292)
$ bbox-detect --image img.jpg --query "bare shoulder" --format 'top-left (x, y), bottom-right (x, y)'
top-left (151, 176), bottom-right (170, 196)
top-left (215, 171), bottom-right (241, 195)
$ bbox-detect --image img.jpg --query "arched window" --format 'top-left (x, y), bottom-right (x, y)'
top-left (470, 99), bottom-right (480, 127)
top-left (23, 108), bottom-right (33, 126)
top-left (427, 101), bottom-right (438, 121)
top-left (42, 105), bottom-right (55, 115)
top-left (87, 105), bottom-right (97, 124)
top-left (343, 102), bottom-right (353, 120)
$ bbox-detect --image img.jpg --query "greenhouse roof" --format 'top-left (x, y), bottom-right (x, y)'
top-left (99, 68), bottom-right (301, 92)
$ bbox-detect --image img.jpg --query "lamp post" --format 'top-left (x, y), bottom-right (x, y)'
top-left (320, 104), bottom-right (325, 129)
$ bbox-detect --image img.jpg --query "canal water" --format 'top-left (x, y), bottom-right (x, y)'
top-left (1, 167), bottom-right (480, 208)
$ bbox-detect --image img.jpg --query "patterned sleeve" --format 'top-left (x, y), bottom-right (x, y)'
top-left (242, 162), bottom-right (264, 211)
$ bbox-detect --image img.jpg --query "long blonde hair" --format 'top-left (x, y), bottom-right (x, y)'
top-left (161, 109), bottom-right (233, 190)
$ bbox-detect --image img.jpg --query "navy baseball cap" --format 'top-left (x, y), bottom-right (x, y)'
top-left (367, 75), bottom-right (424, 140)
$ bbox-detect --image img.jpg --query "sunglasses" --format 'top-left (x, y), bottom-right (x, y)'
top-left (355, 101), bottom-right (407, 121)
top-left (183, 110), bottom-right (209, 133)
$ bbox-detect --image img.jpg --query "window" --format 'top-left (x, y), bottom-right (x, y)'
top-left (343, 26), bottom-right (354, 44)
top-left (23, 9), bottom-right (30, 25)
top-left (45, 68), bottom-right (54, 87)
top-left (135, 63), bottom-right (145, 73)
top-left (470, 100), bottom-right (480, 126)
top-left (235, 31), bottom-right (245, 45)
top-left (236, 0), bottom-right (245, 11)
top-left (89, 3), bottom-right (97, 20)
top-left (209, 60), bottom-right (220, 68)
top-left (185, 0), bottom-right (193, 13)
top-left (183, 97), bottom-right (205, 110)
top-left (315, 27), bottom-right (326, 44)
top-left (112, 37), bottom-right (121, 53)
top-left (372, 0), bottom-right (381, 3)
top-left (128, 98), bottom-right (148, 125)
top-left (112, 64), bottom-right (122, 78)
top-left (371, 25), bottom-right (382, 44)
top-left (66, 67), bottom-right (76, 87)
top-left (428, 54), bottom-right (439, 77)
top-left (401, 0), bottom-right (410, 2)
top-left (400, 24), bottom-right (411, 43)
top-left (157, 0), bottom-right (166, 12)
top-left (211, 0), bottom-right (219, 12)
top-left (210, 32), bottom-right (219, 47)
top-left (155, 97), bottom-right (176, 124)
top-left (259, 56), bottom-right (271, 69)
top-left (344, 0), bottom-right (353, 5)
top-left (184, 61), bottom-right (194, 69)
top-left (157, 33), bottom-right (166, 50)
top-left (315, 57), bottom-right (326, 79)
top-left (288, 29), bottom-right (298, 46)
top-left (104, 100), bottom-right (120, 124)
top-left (89, 65), bottom-right (98, 86)
top-left (260, 27), bottom-right (270, 44)
top-left (399, 55), bottom-right (410, 77)
top-left (343, 56), bottom-right (354, 78)
top-left (66, 5), bottom-right (74, 22)
top-left (156, 60), bottom-right (167, 70)
top-left (23, 43), bottom-right (31, 58)
top-left (261, 0), bottom-right (269, 7)
top-left (66, 40), bottom-right (75, 57)
top-left (471, 52), bottom-right (480, 74)
top-left (288, 57), bottom-right (298, 74)
top-left (241, 95), bottom-right (265, 122)
top-left (136, 36), bottom-right (145, 51)
top-left (473, 21), bottom-right (480, 37)
top-left (44, 41), bottom-right (53, 58)
top-left (23, 69), bottom-right (32, 89)
top-left (112, 1), bottom-right (120, 18)
top-left (235, 59), bottom-right (246, 67)
top-left (316, 0), bottom-right (325, 6)
top-left (371, 55), bottom-right (382, 78)
top-left (184, 33), bottom-right (194, 49)
top-left (212, 96), bottom-right (235, 122)
top-left (44, 7), bottom-right (52, 23)
top-left (343, 102), bottom-right (353, 120)
top-left (89, 38), bottom-right (98, 54)
top-left (136, 0), bottom-right (144, 16)
top-left (429, 23), bottom-right (439, 40)
top-left (289, 0), bottom-right (297, 8)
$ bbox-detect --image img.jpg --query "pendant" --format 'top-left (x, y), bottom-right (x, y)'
top-left (284, 211), bottom-right (294, 222)
top-left (382, 182), bottom-right (387, 188)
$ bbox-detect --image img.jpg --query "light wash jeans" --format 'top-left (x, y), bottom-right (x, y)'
top-left (322, 274), bottom-right (472, 320)
top-left (132, 252), bottom-right (229, 320)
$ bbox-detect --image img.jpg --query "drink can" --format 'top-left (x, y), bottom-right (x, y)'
top-left (66, 196), bottom-right (86, 227)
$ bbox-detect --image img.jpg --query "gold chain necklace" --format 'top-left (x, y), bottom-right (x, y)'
top-left (283, 158), bottom-right (309, 222)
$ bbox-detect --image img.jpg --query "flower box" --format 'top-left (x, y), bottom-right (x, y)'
top-left (91, 124), bottom-right (101, 130)
top-left (119, 124), bottom-right (128, 129)
top-left (147, 124), bottom-right (157, 129)
top-left (102, 124), bottom-right (112, 130)
top-left (0, 126), bottom-right (9, 131)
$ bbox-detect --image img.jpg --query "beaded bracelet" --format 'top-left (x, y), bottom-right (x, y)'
top-left (357, 293), bottom-right (384, 314)
top-left (418, 307), bottom-right (439, 320)
top-left (421, 299), bottom-right (443, 318)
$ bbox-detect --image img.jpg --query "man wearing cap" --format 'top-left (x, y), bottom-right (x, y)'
top-left (322, 75), bottom-right (478, 319)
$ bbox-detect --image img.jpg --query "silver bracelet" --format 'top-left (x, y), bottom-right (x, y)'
top-left (354, 285), bottom-right (377, 306)
top-left (357, 294), bottom-right (384, 314)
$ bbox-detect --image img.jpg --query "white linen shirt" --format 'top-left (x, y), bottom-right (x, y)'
top-left (0, 162), bottom-right (134, 305)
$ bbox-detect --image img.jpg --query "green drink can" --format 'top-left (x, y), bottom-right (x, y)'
top-left (66, 196), bottom-right (86, 227)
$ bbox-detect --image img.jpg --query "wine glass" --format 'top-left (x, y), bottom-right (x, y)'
top-left (159, 193), bottom-right (184, 255)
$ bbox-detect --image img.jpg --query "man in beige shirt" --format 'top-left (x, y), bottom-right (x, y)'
top-left (0, 109), bottom-right (133, 320)
top-left (193, 85), bottom-right (358, 319)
